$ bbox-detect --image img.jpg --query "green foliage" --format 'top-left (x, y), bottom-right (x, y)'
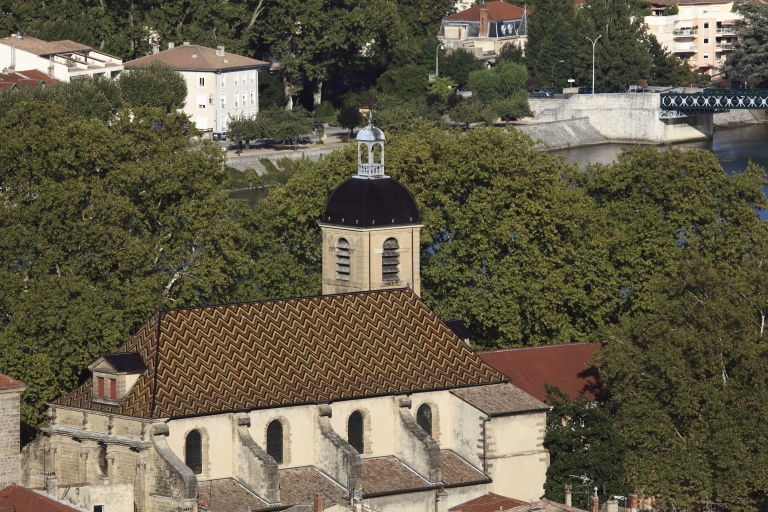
top-left (648, 34), bottom-right (694, 86)
top-left (599, 253), bottom-right (768, 510)
top-left (337, 106), bottom-right (364, 136)
top-left (441, 49), bottom-right (484, 88)
top-left (722, 1), bottom-right (768, 82)
top-left (448, 98), bottom-right (495, 128)
top-left (428, 76), bottom-right (456, 99)
top-left (498, 42), bottom-right (525, 64)
top-left (376, 64), bottom-right (428, 101)
top-left (467, 61), bottom-right (527, 103)
top-left (260, 155), bottom-right (317, 185)
top-left (492, 90), bottom-right (532, 124)
top-left (543, 387), bottom-right (627, 509)
top-left (223, 166), bottom-right (262, 189)
top-left (662, 4), bottom-right (679, 15)
top-left (258, 71), bottom-right (288, 111)
top-left (314, 101), bottom-right (336, 118)
top-left (228, 108), bottom-right (314, 144)
top-left (119, 62), bottom-right (187, 112)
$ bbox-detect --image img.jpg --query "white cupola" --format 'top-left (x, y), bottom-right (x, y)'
top-left (356, 115), bottom-right (386, 178)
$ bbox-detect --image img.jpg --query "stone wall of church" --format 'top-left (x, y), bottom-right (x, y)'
top-left (0, 390), bottom-right (22, 488)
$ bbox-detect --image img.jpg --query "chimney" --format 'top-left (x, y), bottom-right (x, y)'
top-left (479, 8), bottom-right (490, 37)
top-left (168, 41), bottom-right (175, 49)
top-left (46, 474), bottom-right (58, 497)
top-left (152, 43), bottom-right (160, 54)
top-left (565, 487), bottom-right (572, 507)
top-left (216, 45), bottom-right (225, 57)
top-left (590, 494), bottom-right (599, 512)
top-left (313, 493), bottom-right (323, 512)
top-left (9, 44), bottom-right (15, 72)
top-left (629, 494), bottom-right (638, 512)
top-left (48, 55), bottom-right (55, 77)
top-left (183, 41), bottom-right (190, 46)
top-left (607, 498), bottom-right (619, 512)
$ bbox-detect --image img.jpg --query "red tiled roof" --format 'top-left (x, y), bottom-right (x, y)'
top-left (361, 457), bottom-right (433, 497)
top-left (125, 44), bottom-right (267, 71)
top-left (478, 343), bottom-right (602, 403)
top-left (444, 2), bottom-right (530, 21)
top-left (279, 466), bottom-right (348, 507)
top-left (440, 450), bottom-right (491, 488)
top-left (0, 484), bottom-right (80, 512)
top-left (0, 69), bottom-right (60, 90)
top-left (197, 478), bottom-right (272, 512)
top-left (450, 492), bottom-right (527, 512)
top-left (0, 372), bottom-right (26, 391)
top-left (451, 383), bottom-right (548, 416)
top-left (55, 289), bottom-right (506, 419)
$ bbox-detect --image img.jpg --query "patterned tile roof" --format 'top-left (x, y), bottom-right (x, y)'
top-left (54, 289), bottom-right (505, 418)
top-left (478, 343), bottom-right (602, 402)
top-left (450, 383), bottom-right (549, 417)
top-left (279, 466), bottom-right (349, 507)
top-left (0, 484), bottom-right (80, 512)
top-left (450, 493), bottom-right (527, 512)
top-left (361, 457), bottom-right (433, 497)
top-left (440, 450), bottom-right (491, 488)
top-left (197, 478), bottom-right (272, 512)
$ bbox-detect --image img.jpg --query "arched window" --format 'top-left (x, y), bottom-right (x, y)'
top-left (97, 446), bottom-right (108, 477)
top-left (382, 238), bottom-right (400, 283)
top-left (336, 238), bottom-right (350, 281)
top-left (267, 420), bottom-right (284, 464)
top-left (348, 411), bottom-right (364, 454)
top-left (417, 404), bottom-right (432, 436)
top-left (185, 430), bottom-right (203, 475)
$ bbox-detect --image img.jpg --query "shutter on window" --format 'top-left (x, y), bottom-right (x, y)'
top-left (382, 238), bottom-right (400, 283)
top-left (336, 239), bottom-right (351, 281)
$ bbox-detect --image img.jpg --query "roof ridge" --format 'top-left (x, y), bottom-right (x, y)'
top-left (478, 342), bottom-right (592, 354)
top-left (197, 45), bottom-right (215, 69)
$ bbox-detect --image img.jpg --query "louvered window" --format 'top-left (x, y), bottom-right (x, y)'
top-left (185, 430), bottom-right (203, 475)
top-left (382, 238), bottom-right (400, 283)
top-left (348, 411), bottom-right (364, 454)
top-left (417, 404), bottom-right (432, 436)
top-left (336, 238), bottom-right (350, 281)
top-left (267, 420), bottom-right (283, 464)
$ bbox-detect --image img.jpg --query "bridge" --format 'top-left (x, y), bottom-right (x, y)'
top-left (660, 89), bottom-right (768, 118)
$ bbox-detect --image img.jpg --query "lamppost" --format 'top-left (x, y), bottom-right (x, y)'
top-left (586, 35), bottom-right (601, 94)
top-left (436, 43), bottom-right (445, 77)
top-left (551, 59), bottom-right (564, 91)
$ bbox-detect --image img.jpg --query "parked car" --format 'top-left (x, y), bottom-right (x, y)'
top-left (530, 88), bottom-right (554, 98)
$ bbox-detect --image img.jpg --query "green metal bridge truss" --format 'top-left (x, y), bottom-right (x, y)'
top-left (660, 89), bottom-right (768, 118)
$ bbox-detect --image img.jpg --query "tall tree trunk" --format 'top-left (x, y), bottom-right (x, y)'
top-left (313, 79), bottom-right (322, 107)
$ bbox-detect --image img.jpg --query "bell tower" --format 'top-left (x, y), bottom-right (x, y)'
top-left (320, 119), bottom-right (422, 296)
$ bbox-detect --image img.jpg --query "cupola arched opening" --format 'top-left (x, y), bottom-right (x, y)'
top-left (336, 238), bottom-right (350, 281)
top-left (348, 411), bottom-right (364, 454)
top-left (382, 238), bottom-right (400, 283)
top-left (267, 420), bottom-right (284, 464)
top-left (417, 404), bottom-right (432, 436)
top-left (185, 430), bottom-right (203, 475)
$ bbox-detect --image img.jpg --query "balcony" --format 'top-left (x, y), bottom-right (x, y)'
top-left (673, 28), bottom-right (698, 37)
top-left (716, 27), bottom-right (736, 35)
top-left (673, 43), bottom-right (697, 53)
top-left (715, 42), bottom-right (734, 51)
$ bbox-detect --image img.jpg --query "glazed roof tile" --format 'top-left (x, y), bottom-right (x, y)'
top-left (124, 44), bottom-right (267, 71)
top-left (450, 492), bottom-right (527, 512)
top-left (0, 372), bottom-right (26, 391)
top-left (444, 1), bottom-right (530, 21)
top-left (478, 343), bottom-right (602, 402)
top-left (0, 484), bottom-right (81, 512)
top-left (54, 289), bottom-right (505, 418)
top-left (440, 450), bottom-right (491, 487)
top-left (451, 383), bottom-right (549, 416)
top-left (197, 478), bottom-right (272, 512)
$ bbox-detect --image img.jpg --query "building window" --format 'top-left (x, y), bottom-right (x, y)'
top-left (267, 420), bottom-right (283, 464)
top-left (348, 411), bottom-right (364, 454)
top-left (250, 89), bottom-right (256, 106)
top-left (221, 74), bottom-right (225, 87)
top-left (251, 70), bottom-right (256, 84)
top-left (704, 53), bottom-right (710, 59)
top-left (242, 91), bottom-right (247, 108)
top-left (198, 75), bottom-right (205, 87)
top-left (185, 430), bottom-right (203, 475)
top-left (198, 93), bottom-right (206, 109)
top-left (234, 93), bottom-right (239, 108)
top-left (94, 506), bottom-right (104, 512)
top-left (234, 74), bottom-right (238, 86)
top-left (242, 72), bottom-right (247, 84)
top-left (704, 38), bottom-right (709, 44)
top-left (97, 446), bottom-right (108, 476)
top-left (221, 115), bottom-right (227, 132)
top-left (336, 238), bottom-right (350, 281)
top-left (109, 379), bottom-right (116, 399)
top-left (704, 22), bottom-right (709, 28)
top-left (716, 52), bottom-right (722, 59)
top-left (417, 404), bottom-right (432, 436)
top-left (382, 238), bottom-right (400, 283)
top-left (97, 377), bottom-right (104, 397)
top-left (221, 93), bottom-right (226, 109)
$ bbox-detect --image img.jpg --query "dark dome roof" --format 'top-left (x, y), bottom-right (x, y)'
top-left (323, 177), bottom-right (421, 227)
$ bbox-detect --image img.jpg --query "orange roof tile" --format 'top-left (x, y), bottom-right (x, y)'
top-left (196, 478), bottom-right (273, 512)
top-left (54, 289), bottom-right (506, 418)
top-left (0, 372), bottom-right (26, 391)
top-left (450, 492), bottom-right (528, 512)
top-left (0, 484), bottom-right (80, 512)
top-left (124, 44), bottom-right (267, 71)
top-left (444, 1), bottom-right (530, 21)
top-left (440, 450), bottom-right (491, 488)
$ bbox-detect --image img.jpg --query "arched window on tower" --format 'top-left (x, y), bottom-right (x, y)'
top-left (267, 420), bottom-right (284, 464)
top-left (97, 446), bottom-right (109, 477)
top-left (417, 404), bottom-right (432, 436)
top-left (336, 238), bottom-right (350, 281)
top-left (348, 411), bottom-right (364, 454)
top-left (382, 238), bottom-right (400, 283)
top-left (185, 430), bottom-right (203, 475)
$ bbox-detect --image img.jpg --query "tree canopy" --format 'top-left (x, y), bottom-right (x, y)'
top-left (722, 1), bottom-right (768, 84)
top-left (118, 62), bottom-right (188, 112)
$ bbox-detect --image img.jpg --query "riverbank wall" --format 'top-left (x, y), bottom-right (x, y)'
top-left (516, 118), bottom-right (606, 149)
top-left (226, 145), bottom-right (339, 173)
top-left (526, 93), bottom-right (713, 148)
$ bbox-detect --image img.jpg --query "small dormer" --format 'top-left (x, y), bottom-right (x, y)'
top-left (87, 353), bottom-right (147, 406)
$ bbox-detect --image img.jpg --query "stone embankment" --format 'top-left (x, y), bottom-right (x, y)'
top-left (516, 118), bottom-right (606, 149)
top-left (226, 145), bottom-right (339, 174)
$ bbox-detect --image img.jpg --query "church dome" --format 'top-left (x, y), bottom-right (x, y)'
top-left (322, 177), bottom-right (421, 227)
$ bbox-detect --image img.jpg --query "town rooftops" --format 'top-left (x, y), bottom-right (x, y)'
top-left (478, 343), bottom-right (602, 403)
top-left (124, 43), bottom-right (268, 72)
top-left (449, 492), bottom-right (527, 512)
top-left (54, 289), bottom-right (506, 418)
top-left (508, 499), bottom-right (589, 512)
top-left (0, 372), bottom-right (26, 391)
top-left (451, 383), bottom-right (549, 416)
top-left (0, 69), bottom-right (60, 90)
top-left (0, 484), bottom-right (81, 512)
top-left (0, 35), bottom-right (92, 56)
top-left (444, 1), bottom-right (531, 21)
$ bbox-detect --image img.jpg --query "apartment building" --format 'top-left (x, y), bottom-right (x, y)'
top-left (438, 1), bottom-right (530, 60)
top-left (0, 33), bottom-right (123, 82)
top-left (645, 0), bottom-right (740, 77)
top-left (124, 42), bottom-right (268, 134)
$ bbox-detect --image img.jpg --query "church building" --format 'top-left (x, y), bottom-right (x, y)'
top-left (17, 121), bottom-right (550, 512)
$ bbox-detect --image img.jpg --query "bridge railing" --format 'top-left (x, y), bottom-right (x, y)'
top-left (660, 90), bottom-right (768, 110)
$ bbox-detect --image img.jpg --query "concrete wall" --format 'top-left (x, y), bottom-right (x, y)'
top-left (527, 94), bottom-right (713, 144)
top-left (713, 108), bottom-right (764, 127)
top-left (516, 118), bottom-right (606, 149)
top-left (0, 389), bottom-right (22, 488)
top-left (226, 145), bottom-right (337, 173)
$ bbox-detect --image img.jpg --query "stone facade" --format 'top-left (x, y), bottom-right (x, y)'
top-left (0, 388), bottom-right (23, 489)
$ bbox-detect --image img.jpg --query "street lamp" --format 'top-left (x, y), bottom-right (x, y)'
top-left (551, 59), bottom-right (564, 91)
top-left (436, 43), bottom-right (445, 77)
top-left (586, 35), bottom-right (601, 94)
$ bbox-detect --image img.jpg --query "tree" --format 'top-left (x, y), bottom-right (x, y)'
top-left (598, 253), bottom-right (768, 510)
top-left (337, 106), bottom-right (364, 137)
top-left (228, 107), bottom-right (314, 148)
top-left (722, 1), bottom-right (768, 84)
top-left (377, 64), bottom-right (429, 101)
top-left (441, 49), bottom-right (485, 88)
top-left (467, 61), bottom-right (528, 103)
top-left (118, 62), bottom-right (188, 112)
top-left (648, 34), bottom-right (693, 86)
top-left (448, 98), bottom-right (495, 129)
top-left (0, 102), bottom-right (254, 437)
top-left (492, 90), bottom-right (532, 125)
top-left (258, 71), bottom-right (288, 110)
top-left (498, 42), bottom-right (525, 64)
top-left (427, 76), bottom-right (456, 99)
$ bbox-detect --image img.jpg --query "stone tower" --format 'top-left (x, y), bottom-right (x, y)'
top-left (0, 373), bottom-right (25, 489)
top-left (320, 120), bottom-right (422, 296)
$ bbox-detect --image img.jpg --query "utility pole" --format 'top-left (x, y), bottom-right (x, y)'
top-left (586, 35), bottom-right (601, 94)
top-left (552, 59), bottom-right (565, 91)
top-left (436, 43), bottom-right (445, 77)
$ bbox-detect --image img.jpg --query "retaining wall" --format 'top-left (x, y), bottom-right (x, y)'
top-left (226, 145), bottom-right (339, 174)
top-left (516, 118), bottom-right (606, 149)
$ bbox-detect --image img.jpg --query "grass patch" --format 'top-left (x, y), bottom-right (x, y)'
top-left (259, 156), bottom-right (317, 185)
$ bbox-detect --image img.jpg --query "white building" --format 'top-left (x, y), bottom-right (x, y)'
top-left (0, 33), bottom-right (123, 82)
top-left (124, 42), bottom-right (268, 134)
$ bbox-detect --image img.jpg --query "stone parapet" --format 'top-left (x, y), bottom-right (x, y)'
top-left (314, 404), bottom-right (361, 495)
top-left (394, 397), bottom-right (441, 483)
top-left (233, 413), bottom-right (280, 503)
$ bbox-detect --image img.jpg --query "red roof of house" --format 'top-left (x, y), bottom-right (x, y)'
top-left (450, 492), bottom-right (527, 512)
top-left (0, 372), bottom-right (26, 391)
top-left (0, 69), bottom-right (60, 90)
top-left (0, 484), bottom-right (80, 512)
top-left (477, 343), bottom-right (601, 403)
top-left (444, 1), bottom-right (530, 21)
